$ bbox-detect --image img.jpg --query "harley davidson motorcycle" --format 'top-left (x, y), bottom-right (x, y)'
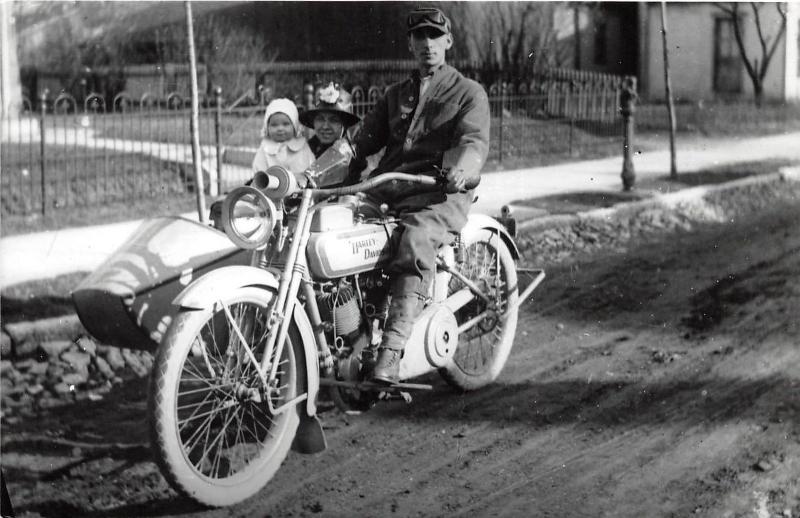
top-left (72, 142), bottom-right (544, 507)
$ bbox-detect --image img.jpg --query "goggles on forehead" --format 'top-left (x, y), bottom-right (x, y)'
top-left (407, 9), bottom-right (448, 30)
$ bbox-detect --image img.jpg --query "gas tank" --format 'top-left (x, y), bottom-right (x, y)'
top-left (307, 219), bottom-right (397, 279)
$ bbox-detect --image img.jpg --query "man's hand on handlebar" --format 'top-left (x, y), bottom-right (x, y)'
top-left (444, 167), bottom-right (467, 194)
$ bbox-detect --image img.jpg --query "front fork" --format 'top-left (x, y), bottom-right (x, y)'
top-left (215, 190), bottom-right (318, 415)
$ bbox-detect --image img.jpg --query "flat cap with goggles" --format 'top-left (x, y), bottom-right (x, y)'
top-left (406, 7), bottom-right (451, 35)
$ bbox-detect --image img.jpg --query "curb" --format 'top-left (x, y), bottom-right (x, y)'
top-left (516, 166), bottom-right (800, 233)
top-left (511, 166), bottom-right (800, 265)
top-left (3, 166), bottom-right (799, 359)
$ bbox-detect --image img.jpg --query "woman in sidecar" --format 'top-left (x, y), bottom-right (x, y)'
top-left (300, 82), bottom-right (361, 159)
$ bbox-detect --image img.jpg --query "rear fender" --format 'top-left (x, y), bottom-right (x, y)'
top-left (173, 265), bottom-right (320, 418)
top-left (463, 213), bottom-right (520, 260)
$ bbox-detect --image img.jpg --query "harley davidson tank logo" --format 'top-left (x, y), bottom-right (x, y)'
top-left (351, 237), bottom-right (378, 257)
top-left (349, 236), bottom-right (389, 261)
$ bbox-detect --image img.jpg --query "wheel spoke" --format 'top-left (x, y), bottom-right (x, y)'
top-left (152, 288), bottom-right (298, 501)
top-left (449, 238), bottom-right (512, 377)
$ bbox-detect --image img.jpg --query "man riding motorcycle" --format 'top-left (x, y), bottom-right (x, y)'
top-left (349, 7), bottom-right (491, 384)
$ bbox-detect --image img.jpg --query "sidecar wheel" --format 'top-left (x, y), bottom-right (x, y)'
top-left (440, 229), bottom-right (519, 391)
top-left (148, 287), bottom-right (304, 507)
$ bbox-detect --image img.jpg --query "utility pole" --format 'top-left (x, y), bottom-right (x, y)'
top-left (186, 1), bottom-right (207, 223)
top-left (660, 1), bottom-right (678, 179)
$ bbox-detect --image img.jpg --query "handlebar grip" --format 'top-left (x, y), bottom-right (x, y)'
top-left (446, 176), bottom-right (481, 194)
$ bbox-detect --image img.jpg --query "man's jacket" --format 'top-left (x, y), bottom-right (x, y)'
top-left (352, 63), bottom-right (490, 199)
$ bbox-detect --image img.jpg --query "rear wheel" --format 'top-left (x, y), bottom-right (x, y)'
top-left (148, 287), bottom-right (303, 507)
top-left (440, 229), bottom-right (519, 390)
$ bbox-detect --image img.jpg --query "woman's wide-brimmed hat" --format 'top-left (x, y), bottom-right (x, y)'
top-left (299, 83), bottom-right (361, 128)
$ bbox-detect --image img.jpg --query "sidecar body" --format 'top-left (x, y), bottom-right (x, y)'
top-left (72, 217), bottom-right (249, 352)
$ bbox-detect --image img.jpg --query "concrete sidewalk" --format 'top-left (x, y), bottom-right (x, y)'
top-left (2, 131), bottom-right (799, 288)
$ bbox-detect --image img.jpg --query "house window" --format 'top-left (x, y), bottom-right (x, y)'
top-left (713, 17), bottom-right (742, 93)
top-left (594, 20), bottom-right (607, 65)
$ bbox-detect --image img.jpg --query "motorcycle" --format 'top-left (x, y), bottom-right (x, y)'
top-left (73, 142), bottom-right (544, 507)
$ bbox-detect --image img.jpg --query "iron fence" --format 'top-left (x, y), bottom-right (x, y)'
top-left (2, 73), bottom-right (629, 217)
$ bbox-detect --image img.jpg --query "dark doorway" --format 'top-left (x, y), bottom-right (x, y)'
top-left (713, 17), bottom-right (743, 94)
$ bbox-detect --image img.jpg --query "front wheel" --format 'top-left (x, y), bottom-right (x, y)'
top-left (148, 287), bottom-right (303, 507)
top-left (440, 229), bottom-right (519, 391)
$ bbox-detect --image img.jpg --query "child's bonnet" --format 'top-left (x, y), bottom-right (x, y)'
top-left (255, 98), bottom-right (314, 174)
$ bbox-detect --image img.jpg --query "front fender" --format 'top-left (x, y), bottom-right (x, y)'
top-left (173, 265), bottom-right (280, 310)
top-left (173, 265), bottom-right (319, 417)
top-left (464, 213), bottom-right (520, 260)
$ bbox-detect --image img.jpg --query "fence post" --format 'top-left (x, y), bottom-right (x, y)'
top-left (38, 90), bottom-right (48, 217)
top-left (569, 116), bottom-right (574, 156)
top-left (303, 82), bottom-right (315, 112)
top-left (620, 77), bottom-right (637, 191)
top-left (214, 86), bottom-right (223, 196)
top-left (498, 83), bottom-right (505, 167)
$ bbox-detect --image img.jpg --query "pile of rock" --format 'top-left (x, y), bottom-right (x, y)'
top-left (1, 334), bottom-right (153, 422)
top-left (516, 168), bottom-right (800, 266)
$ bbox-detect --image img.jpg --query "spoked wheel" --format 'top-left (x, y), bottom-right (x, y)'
top-left (440, 228), bottom-right (519, 390)
top-left (148, 287), bottom-right (303, 507)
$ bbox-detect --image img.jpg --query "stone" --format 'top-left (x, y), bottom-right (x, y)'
top-left (0, 332), bottom-right (12, 357)
top-left (26, 383), bottom-right (45, 396)
top-left (46, 363), bottom-right (66, 380)
top-left (62, 372), bottom-right (89, 386)
top-left (139, 352), bottom-right (154, 371)
top-left (27, 361), bottom-right (49, 377)
top-left (92, 355), bottom-right (115, 380)
top-left (121, 349), bottom-right (148, 378)
top-left (13, 339), bottom-right (39, 359)
top-left (103, 347), bottom-right (126, 370)
top-left (14, 358), bottom-right (37, 372)
top-left (75, 336), bottom-right (97, 357)
top-left (61, 351), bottom-right (92, 375)
top-left (51, 382), bottom-right (73, 396)
top-left (0, 360), bottom-right (14, 376)
top-left (5, 315), bottom-right (83, 353)
top-left (39, 340), bottom-right (73, 360)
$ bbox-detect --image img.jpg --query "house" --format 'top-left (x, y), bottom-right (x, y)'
top-left (565, 2), bottom-right (799, 103)
top-left (13, 1), bottom-right (799, 104)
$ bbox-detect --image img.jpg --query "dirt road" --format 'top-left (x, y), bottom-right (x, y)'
top-left (3, 201), bottom-right (799, 518)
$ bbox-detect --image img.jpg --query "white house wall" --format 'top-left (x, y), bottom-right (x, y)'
top-left (644, 2), bottom-right (790, 102)
top-left (785, 1), bottom-right (800, 100)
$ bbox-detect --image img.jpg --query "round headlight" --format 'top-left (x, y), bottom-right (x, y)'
top-left (220, 186), bottom-right (277, 249)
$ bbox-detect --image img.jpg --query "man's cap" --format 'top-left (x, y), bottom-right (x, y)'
top-left (406, 7), bottom-right (451, 35)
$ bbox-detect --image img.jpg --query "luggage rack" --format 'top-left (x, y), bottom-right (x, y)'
top-left (512, 267), bottom-right (546, 311)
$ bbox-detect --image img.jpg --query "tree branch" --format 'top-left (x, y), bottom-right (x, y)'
top-left (728, 4), bottom-right (759, 84)
top-left (750, 3), bottom-right (769, 66)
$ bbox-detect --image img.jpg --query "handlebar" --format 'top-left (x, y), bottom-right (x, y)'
top-left (310, 172), bottom-right (441, 197)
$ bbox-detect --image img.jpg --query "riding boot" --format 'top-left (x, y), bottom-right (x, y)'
top-left (371, 293), bottom-right (424, 384)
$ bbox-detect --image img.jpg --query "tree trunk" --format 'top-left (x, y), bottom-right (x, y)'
top-left (185, 1), bottom-right (207, 224)
top-left (753, 82), bottom-right (764, 107)
top-left (660, 1), bottom-right (678, 178)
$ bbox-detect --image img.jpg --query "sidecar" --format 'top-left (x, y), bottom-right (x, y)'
top-left (72, 216), bottom-right (249, 352)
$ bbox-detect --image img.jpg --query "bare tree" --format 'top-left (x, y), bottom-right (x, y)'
top-left (194, 16), bottom-right (272, 101)
top-left (447, 2), bottom-right (565, 79)
top-left (715, 2), bottom-right (788, 106)
top-left (154, 15), bottom-right (271, 101)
